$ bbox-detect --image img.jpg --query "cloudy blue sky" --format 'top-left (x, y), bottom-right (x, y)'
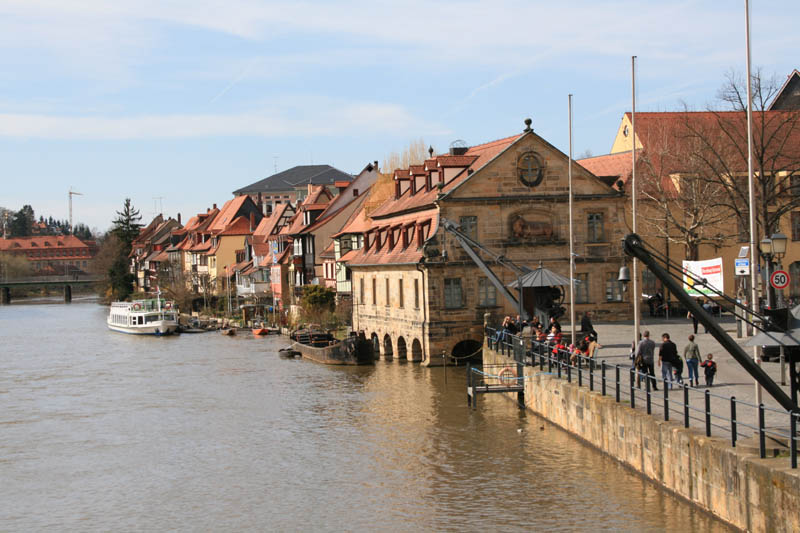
top-left (1, 0), bottom-right (797, 231)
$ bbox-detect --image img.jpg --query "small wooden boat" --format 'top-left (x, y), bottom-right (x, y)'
top-left (252, 327), bottom-right (269, 336)
top-left (220, 328), bottom-right (236, 336)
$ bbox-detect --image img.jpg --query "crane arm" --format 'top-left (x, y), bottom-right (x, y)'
top-left (623, 233), bottom-right (796, 412)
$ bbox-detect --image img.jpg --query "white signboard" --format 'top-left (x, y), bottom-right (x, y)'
top-left (735, 258), bottom-right (749, 276)
top-left (683, 257), bottom-right (724, 297)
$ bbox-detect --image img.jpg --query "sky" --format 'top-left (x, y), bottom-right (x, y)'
top-left (0, 0), bottom-right (797, 232)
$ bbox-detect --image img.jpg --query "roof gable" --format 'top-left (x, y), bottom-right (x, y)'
top-left (445, 130), bottom-right (615, 200)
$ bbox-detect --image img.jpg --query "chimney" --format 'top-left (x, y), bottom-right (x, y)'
top-left (213, 203), bottom-right (217, 210)
top-left (177, 213), bottom-right (181, 225)
top-left (257, 192), bottom-right (263, 210)
top-left (308, 183), bottom-right (314, 195)
top-left (428, 146), bottom-right (434, 158)
top-left (374, 160), bottom-right (379, 172)
top-left (250, 212), bottom-right (255, 232)
top-left (394, 180), bottom-right (401, 199)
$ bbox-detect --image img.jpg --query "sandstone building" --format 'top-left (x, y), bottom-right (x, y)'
top-left (342, 120), bottom-right (630, 365)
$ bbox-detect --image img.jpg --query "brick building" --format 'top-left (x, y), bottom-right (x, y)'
top-left (343, 120), bottom-right (629, 365)
top-left (0, 234), bottom-right (97, 274)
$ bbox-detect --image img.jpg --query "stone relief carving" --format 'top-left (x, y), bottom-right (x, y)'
top-left (509, 213), bottom-right (555, 242)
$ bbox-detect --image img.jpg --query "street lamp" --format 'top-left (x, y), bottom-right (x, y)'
top-left (760, 232), bottom-right (788, 309)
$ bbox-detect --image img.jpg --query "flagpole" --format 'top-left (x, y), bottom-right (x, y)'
top-left (631, 56), bottom-right (640, 344)
top-left (568, 94), bottom-right (576, 345)
top-left (744, 0), bottom-right (762, 406)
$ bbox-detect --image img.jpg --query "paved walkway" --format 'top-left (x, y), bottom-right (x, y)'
top-left (562, 314), bottom-right (795, 442)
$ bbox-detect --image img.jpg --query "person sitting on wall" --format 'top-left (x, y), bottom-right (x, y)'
top-left (535, 325), bottom-right (547, 343)
top-left (580, 311), bottom-right (597, 342)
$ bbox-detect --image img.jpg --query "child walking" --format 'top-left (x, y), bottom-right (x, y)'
top-left (699, 353), bottom-right (717, 387)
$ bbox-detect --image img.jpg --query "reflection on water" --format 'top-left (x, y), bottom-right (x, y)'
top-left (0, 303), bottom-right (729, 531)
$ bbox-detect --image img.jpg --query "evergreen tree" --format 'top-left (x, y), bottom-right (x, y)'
top-left (105, 199), bottom-right (143, 300)
top-left (111, 198), bottom-right (143, 248)
top-left (9, 205), bottom-right (34, 237)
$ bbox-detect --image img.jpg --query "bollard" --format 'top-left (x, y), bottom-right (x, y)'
top-left (663, 382), bottom-right (669, 421)
top-left (758, 404), bottom-right (766, 459)
top-left (601, 361), bottom-right (606, 396)
top-left (629, 368), bottom-right (635, 409)
top-left (791, 413), bottom-right (797, 469)
top-left (615, 366), bottom-right (620, 403)
top-left (646, 373), bottom-right (651, 415)
top-left (730, 397), bottom-right (737, 447)
top-left (683, 385), bottom-right (689, 428)
top-left (705, 390), bottom-right (711, 437)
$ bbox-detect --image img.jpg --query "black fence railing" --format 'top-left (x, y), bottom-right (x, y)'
top-left (484, 327), bottom-right (800, 469)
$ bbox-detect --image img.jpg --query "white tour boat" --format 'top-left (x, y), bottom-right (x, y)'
top-left (107, 297), bottom-right (179, 336)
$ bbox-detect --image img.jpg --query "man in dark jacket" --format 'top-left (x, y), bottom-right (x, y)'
top-left (580, 311), bottom-right (597, 341)
top-left (659, 333), bottom-right (679, 389)
top-left (635, 330), bottom-right (657, 391)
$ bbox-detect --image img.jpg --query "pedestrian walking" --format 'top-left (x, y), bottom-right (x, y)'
top-left (700, 353), bottom-right (717, 387)
top-left (635, 330), bottom-right (657, 391)
top-left (683, 334), bottom-right (701, 387)
top-left (658, 333), bottom-right (678, 389)
top-left (687, 309), bottom-right (698, 335)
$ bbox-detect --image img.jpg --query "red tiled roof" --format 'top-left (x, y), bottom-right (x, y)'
top-left (0, 235), bottom-right (92, 251)
top-left (370, 134), bottom-right (522, 219)
top-left (208, 196), bottom-right (249, 234)
top-left (578, 151), bottom-right (633, 190)
top-left (333, 204), bottom-right (371, 237)
top-left (217, 215), bottom-right (253, 236)
top-left (345, 209), bottom-right (438, 266)
top-left (623, 111), bottom-right (800, 171)
top-left (436, 154), bottom-right (478, 167)
top-left (253, 242), bottom-right (272, 257)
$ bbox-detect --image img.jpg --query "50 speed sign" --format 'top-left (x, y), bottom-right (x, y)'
top-left (770, 270), bottom-right (790, 290)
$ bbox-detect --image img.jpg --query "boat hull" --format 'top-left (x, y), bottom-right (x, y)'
top-left (107, 322), bottom-right (178, 335)
top-left (292, 336), bottom-right (374, 365)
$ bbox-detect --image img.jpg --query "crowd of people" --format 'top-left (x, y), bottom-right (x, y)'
top-left (632, 330), bottom-right (716, 389)
top-left (494, 311), bottom-right (601, 366)
top-left (493, 312), bottom-right (723, 390)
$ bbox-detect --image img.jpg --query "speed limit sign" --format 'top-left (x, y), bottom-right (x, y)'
top-left (770, 270), bottom-right (790, 290)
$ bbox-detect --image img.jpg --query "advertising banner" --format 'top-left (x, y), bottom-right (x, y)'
top-left (682, 258), bottom-right (724, 297)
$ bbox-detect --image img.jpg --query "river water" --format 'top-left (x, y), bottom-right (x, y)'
top-left (1, 302), bottom-right (730, 531)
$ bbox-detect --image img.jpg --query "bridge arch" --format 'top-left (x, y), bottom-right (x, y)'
top-left (410, 339), bottom-right (423, 362)
top-left (396, 336), bottom-right (407, 361)
top-left (382, 334), bottom-right (394, 359)
top-left (370, 332), bottom-right (380, 358)
top-left (452, 339), bottom-right (482, 362)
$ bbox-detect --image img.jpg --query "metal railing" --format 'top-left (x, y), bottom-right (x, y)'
top-left (484, 327), bottom-right (799, 469)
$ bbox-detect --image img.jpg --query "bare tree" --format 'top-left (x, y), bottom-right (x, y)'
top-left (683, 69), bottom-right (800, 240)
top-left (381, 138), bottom-right (433, 174)
top-left (636, 116), bottom-right (735, 260)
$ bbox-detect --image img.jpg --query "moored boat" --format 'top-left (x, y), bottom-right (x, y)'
top-left (290, 330), bottom-right (374, 365)
top-left (220, 328), bottom-right (236, 336)
top-left (252, 327), bottom-right (269, 336)
top-left (107, 297), bottom-right (179, 336)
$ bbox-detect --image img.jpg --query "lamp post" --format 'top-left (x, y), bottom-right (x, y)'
top-left (760, 232), bottom-right (787, 310)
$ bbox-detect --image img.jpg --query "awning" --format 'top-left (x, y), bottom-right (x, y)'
top-left (507, 266), bottom-right (578, 288)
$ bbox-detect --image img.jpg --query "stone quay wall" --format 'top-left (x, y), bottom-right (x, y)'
top-left (483, 344), bottom-right (800, 532)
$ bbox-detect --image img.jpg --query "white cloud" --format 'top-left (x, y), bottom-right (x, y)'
top-left (0, 101), bottom-right (447, 140)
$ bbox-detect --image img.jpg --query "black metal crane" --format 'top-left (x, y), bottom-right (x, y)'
top-left (623, 233), bottom-right (797, 412)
